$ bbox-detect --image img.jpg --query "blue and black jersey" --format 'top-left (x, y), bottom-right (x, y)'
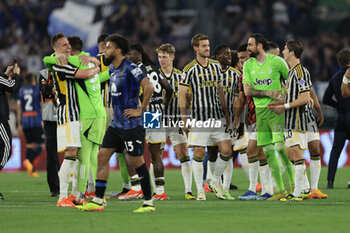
top-left (18, 85), bottom-right (42, 128)
top-left (109, 59), bottom-right (146, 130)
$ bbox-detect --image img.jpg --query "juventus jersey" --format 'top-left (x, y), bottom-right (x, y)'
top-left (181, 59), bottom-right (224, 121)
top-left (52, 64), bottom-right (79, 126)
top-left (159, 67), bottom-right (182, 125)
top-left (221, 66), bottom-right (240, 122)
top-left (284, 63), bottom-right (311, 131)
top-left (138, 63), bottom-right (164, 114)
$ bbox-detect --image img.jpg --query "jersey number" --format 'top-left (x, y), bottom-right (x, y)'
top-left (24, 94), bottom-right (33, 111)
top-left (124, 141), bottom-right (134, 152)
top-left (148, 72), bottom-right (162, 93)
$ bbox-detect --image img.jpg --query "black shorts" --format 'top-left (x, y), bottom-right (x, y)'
top-left (23, 127), bottom-right (44, 144)
top-left (102, 126), bottom-right (145, 156)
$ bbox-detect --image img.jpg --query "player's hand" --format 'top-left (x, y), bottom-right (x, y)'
top-left (232, 118), bottom-right (239, 129)
top-left (13, 63), bottom-right (20, 75)
top-left (273, 104), bottom-right (285, 115)
top-left (345, 67), bottom-right (350, 79)
top-left (309, 98), bottom-right (314, 109)
top-left (267, 100), bottom-right (284, 111)
top-left (79, 55), bottom-right (100, 67)
top-left (237, 122), bottom-right (244, 139)
top-left (4, 66), bottom-right (13, 76)
top-left (181, 117), bottom-right (190, 134)
top-left (56, 52), bottom-right (67, 65)
top-left (317, 110), bottom-right (324, 127)
top-left (269, 90), bottom-right (284, 101)
top-left (123, 108), bottom-right (142, 118)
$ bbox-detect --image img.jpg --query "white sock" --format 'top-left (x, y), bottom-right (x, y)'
top-left (155, 177), bottom-right (165, 195)
top-left (87, 169), bottom-right (95, 194)
top-left (131, 174), bottom-right (141, 191)
top-left (303, 169), bottom-right (310, 193)
top-left (149, 163), bottom-right (156, 193)
top-left (310, 158), bottom-right (321, 191)
top-left (278, 155), bottom-right (285, 174)
top-left (259, 164), bottom-right (273, 195)
top-left (223, 158), bottom-right (233, 192)
top-left (71, 159), bottom-right (79, 199)
top-left (240, 152), bottom-right (249, 179)
top-left (248, 160), bottom-right (259, 192)
top-left (181, 161), bottom-right (192, 193)
top-left (212, 155), bottom-right (229, 185)
top-left (192, 159), bottom-right (204, 193)
top-left (123, 181), bottom-right (131, 190)
top-left (58, 158), bottom-right (76, 201)
top-left (293, 163), bottom-right (306, 197)
top-left (206, 161), bottom-right (215, 182)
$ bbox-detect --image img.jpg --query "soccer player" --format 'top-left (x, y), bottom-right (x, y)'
top-left (78, 34), bottom-right (155, 213)
top-left (156, 43), bottom-right (196, 200)
top-left (341, 68), bottom-right (350, 98)
top-left (271, 39), bottom-right (312, 201)
top-left (17, 73), bottom-right (43, 177)
top-left (179, 33), bottom-right (232, 200)
top-left (206, 44), bottom-right (240, 199)
top-left (235, 43), bottom-right (274, 200)
top-left (0, 64), bottom-right (21, 200)
top-left (95, 33), bottom-right (131, 199)
top-left (44, 33), bottom-right (100, 207)
top-left (242, 33), bottom-right (294, 200)
top-left (323, 49), bottom-right (350, 188)
top-left (124, 44), bottom-right (173, 201)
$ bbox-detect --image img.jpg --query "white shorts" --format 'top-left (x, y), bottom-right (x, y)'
top-left (285, 129), bottom-right (308, 150)
top-left (188, 118), bottom-right (231, 147)
top-left (247, 123), bottom-right (257, 141)
top-left (307, 120), bottom-right (320, 142)
top-left (165, 127), bottom-right (187, 146)
top-left (145, 128), bottom-right (166, 144)
top-left (57, 121), bottom-right (81, 152)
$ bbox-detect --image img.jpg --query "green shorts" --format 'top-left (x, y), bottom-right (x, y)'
top-left (256, 113), bottom-right (284, 146)
top-left (80, 117), bottom-right (107, 145)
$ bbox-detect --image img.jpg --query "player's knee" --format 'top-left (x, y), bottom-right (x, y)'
top-left (193, 147), bottom-right (205, 157)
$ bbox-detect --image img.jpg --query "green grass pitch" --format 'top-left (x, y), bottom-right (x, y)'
top-left (1, 167), bottom-right (350, 233)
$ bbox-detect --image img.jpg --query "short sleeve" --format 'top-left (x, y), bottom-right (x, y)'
top-left (180, 69), bottom-right (191, 86)
top-left (242, 62), bottom-right (251, 84)
top-left (298, 68), bottom-right (311, 93)
top-left (129, 64), bottom-right (146, 84)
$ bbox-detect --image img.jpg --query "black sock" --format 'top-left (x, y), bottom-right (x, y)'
top-left (31, 145), bottom-right (43, 161)
top-left (26, 148), bottom-right (34, 162)
top-left (135, 163), bottom-right (152, 201)
top-left (95, 179), bottom-right (107, 199)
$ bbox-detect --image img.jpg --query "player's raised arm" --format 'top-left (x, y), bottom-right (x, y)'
top-left (341, 68), bottom-right (350, 98)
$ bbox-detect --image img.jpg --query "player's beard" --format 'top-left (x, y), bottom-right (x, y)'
top-left (104, 55), bottom-right (115, 66)
top-left (249, 49), bottom-right (259, 58)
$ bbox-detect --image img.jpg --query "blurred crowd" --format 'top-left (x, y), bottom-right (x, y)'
top-left (1, 0), bottom-right (349, 98)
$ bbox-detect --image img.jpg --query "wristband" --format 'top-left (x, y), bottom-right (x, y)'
top-left (284, 103), bottom-right (290, 110)
top-left (343, 75), bottom-right (349, 84)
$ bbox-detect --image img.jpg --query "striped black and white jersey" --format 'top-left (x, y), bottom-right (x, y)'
top-left (159, 67), bottom-right (182, 125)
top-left (138, 63), bottom-right (164, 114)
top-left (284, 63), bottom-right (311, 131)
top-left (180, 59), bottom-right (224, 121)
top-left (97, 53), bottom-right (110, 108)
top-left (52, 64), bottom-right (79, 126)
top-left (303, 77), bottom-right (319, 133)
top-left (221, 66), bottom-right (240, 122)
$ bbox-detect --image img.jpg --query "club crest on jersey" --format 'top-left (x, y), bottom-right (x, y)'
top-left (299, 79), bottom-right (305, 86)
top-left (254, 78), bottom-right (272, 86)
top-left (143, 111), bottom-right (161, 129)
